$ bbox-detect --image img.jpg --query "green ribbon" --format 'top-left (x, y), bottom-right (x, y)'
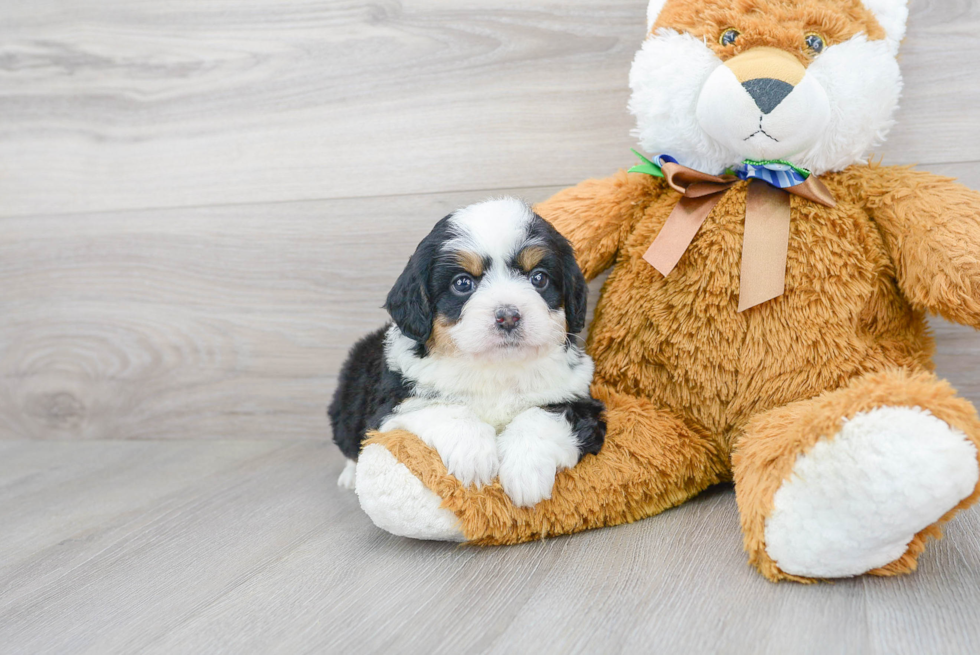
top-left (628, 151), bottom-right (812, 180)
top-left (740, 158), bottom-right (811, 179)
top-left (628, 149), bottom-right (665, 177)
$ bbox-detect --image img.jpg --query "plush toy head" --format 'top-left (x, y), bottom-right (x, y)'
top-left (630, 0), bottom-right (909, 175)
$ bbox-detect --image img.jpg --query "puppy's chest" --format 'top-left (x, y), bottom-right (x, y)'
top-left (401, 353), bottom-right (592, 431)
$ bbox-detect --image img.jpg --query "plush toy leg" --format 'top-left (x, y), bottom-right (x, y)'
top-left (354, 384), bottom-right (727, 544)
top-left (734, 369), bottom-right (980, 583)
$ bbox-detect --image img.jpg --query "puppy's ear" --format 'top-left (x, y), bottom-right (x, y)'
top-left (384, 217), bottom-right (449, 343)
top-left (554, 224), bottom-right (589, 335)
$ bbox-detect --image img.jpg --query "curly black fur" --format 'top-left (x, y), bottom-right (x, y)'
top-left (327, 324), bottom-right (411, 460)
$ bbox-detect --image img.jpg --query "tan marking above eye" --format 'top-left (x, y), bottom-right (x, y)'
top-left (516, 246), bottom-right (547, 272)
top-left (455, 251), bottom-right (484, 277)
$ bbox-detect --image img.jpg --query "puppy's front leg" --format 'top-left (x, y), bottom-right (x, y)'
top-left (380, 405), bottom-right (499, 488)
top-left (497, 408), bottom-right (582, 508)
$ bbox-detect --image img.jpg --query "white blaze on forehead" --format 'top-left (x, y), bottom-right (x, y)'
top-left (446, 197), bottom-right (534, 265)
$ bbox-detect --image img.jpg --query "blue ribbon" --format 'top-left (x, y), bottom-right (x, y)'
top-left (629, 151), bottom-right (811, 190)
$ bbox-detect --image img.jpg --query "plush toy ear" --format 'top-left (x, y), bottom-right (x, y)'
top-left (384, 221), bottom-right (448, 344)
top-left (646, 0), bottom-right (668, 33)
top-left (861, 0), bottom-right (909, 52)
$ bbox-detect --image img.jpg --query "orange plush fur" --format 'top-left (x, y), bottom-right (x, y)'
top-left (363, 0), bottom-right (980, 582)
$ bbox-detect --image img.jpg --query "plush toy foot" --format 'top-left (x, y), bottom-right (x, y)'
top-left (354, 442), bottom-right (465, 542)
top-left (765, 406), bottom-right (977, 578)
top-left (356, 387), bottom-right (726, 545)
top-left (735, 370), bottom-right (980, 583)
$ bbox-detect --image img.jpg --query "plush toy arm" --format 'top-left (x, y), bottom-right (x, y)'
top-left (862, 166), bottom-right (980, 328)
top-left (535, 171), bottom-right (665, 281)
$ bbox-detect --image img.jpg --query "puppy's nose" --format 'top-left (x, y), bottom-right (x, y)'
top-left (494, 306), bottom-right (521, 332)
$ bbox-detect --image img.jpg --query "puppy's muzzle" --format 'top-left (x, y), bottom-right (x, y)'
top-left (494, 305), bottom-right (521, 333)
top-left (726, 47), bottom-right (806, 115)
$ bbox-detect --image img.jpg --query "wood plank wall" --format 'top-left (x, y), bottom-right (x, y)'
top-left (1, 0), bottom-right (979, 440)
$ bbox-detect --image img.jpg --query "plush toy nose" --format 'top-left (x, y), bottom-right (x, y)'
top-left (494, 306), bottom-right (521, 332)
top-left (725, 47), bottom-right (806, 114)
top-left (742, 78), bottom-right (795, 114)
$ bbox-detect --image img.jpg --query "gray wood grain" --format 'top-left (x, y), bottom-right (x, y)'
top-left (0, 0), bottom-right (977, 217)
top-left (3, 1), bottom-right (980, 653)
top-left (1, 440), bottom-right (979, 655)
top-left (2, 173), bottom-right (979, 441)
top-left (0, 186), bottom-right (564, 440)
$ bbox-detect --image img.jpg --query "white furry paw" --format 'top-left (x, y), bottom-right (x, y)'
top-left (354, 444), bottom-right (465, 542)
top-left (764, 406), bottom-right (979, 578)
top-left (497, 408), bottom-right (580, 508)
top-left (381, 405), bottom-right (499, 488)
top-left (337, 459), bottom-right (357, 490)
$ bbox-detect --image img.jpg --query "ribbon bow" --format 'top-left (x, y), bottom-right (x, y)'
top-left (629, 152), bottom-right (836, 312)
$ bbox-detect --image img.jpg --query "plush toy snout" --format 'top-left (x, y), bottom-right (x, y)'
top-left (695, 45), bottom-right (831, 163)
top-left (725, 47), bottom-right (804, 114)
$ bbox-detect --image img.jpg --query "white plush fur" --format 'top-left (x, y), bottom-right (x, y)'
top-left (645, 0), bottom-right (908, 50)
top-left (630, 21), bottom-right (903, 175)
top-left (696, 60), bottom-right (832, 164)
top-left (380, 403), bottom-right (500, 488)
top-left (645, 0), bottom-right (668, 32)
top-left (497, 408), bottom-right (581, 508)
top-left (355, 444), bottom-right (465, 542)
top-left (862, 0), bottom-right (909, 53)
top-left (800, 35), bottom-right (902, 173)
top-left (630, 31), bottom-right (734, 175)
top-left (764, 407), bottom-right (979, 578)
top-left (338, 459), bottom-right (357, 490)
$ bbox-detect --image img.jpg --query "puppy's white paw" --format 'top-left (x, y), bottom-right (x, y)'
top-left (439, 424), bottom-right (500, 488)
top-left (498, 408), bottom-right (580, 508)
top-left (380, 404), bottom-right (499, 489)
top-left (337, 459), bottom-right (357, 490)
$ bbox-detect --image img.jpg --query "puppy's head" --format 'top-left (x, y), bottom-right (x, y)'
top-left (385, 198), bottom-right (587, 361)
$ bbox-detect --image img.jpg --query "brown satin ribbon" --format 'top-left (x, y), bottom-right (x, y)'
top-left (642, 162), bottom-right (836, 312)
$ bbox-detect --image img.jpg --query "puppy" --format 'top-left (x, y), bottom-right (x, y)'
top-left (329, 198), bottom-right (605, 508)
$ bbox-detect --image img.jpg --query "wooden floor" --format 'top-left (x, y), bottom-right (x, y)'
top-left (2, 1), bottom-right (980, 653)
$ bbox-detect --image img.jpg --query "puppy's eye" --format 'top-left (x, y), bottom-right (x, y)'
top-left (451, 274), bottom-right (475, 295)
top-left (804, 32), bottom-right (826, 55)
top-left (529, 270), bottom-right (550, 290)
top-left (720, 28), bottom-right (740, 47)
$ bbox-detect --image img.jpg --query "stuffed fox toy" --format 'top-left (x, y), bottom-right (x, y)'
top-left (352, 0), bottom-right (980, 582)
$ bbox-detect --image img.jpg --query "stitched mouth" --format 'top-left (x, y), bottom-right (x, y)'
top-left (744, 116), bottom-right (779, 142)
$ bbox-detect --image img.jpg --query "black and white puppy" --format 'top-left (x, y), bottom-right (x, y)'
top-left (329, 198), bottom-right (605, 508)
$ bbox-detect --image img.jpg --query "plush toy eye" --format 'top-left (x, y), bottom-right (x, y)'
top-left (529, 270), bottom-right (550, 290)
top-left (452, 274), bottom-right (475, 295)
top-left (720, 29), bottom-right (740, 47)
top-left (805, 32), bottom-right (826, 55)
